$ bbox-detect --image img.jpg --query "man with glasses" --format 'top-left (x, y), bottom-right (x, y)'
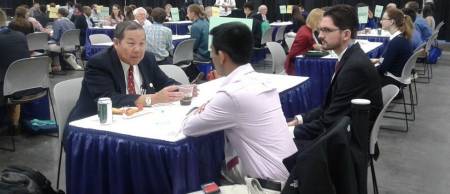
top-left (289, 4), bottom-right (382, 141)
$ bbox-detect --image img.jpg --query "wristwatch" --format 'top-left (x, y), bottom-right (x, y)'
top-left (145, 96), bottom-right (152, 106)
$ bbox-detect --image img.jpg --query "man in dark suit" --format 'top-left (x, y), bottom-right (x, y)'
top-left (243, 2), bottom-right (262, 48)
top-left (74, 6), bottom-right (94, 46)
top-left (68, 21), bottom-right (184, 123)
top-left (289, 4), bottom-right (383, 141)
top-left (287, 5), bottom-right (383, 193)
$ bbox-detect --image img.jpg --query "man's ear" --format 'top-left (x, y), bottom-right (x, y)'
top-left (218, 50), bottom-right (227, 65)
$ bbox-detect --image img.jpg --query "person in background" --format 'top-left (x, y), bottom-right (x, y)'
top-left (372, 8), bottom-right (413, 88)
top-left (90, 4), bottom-right (99, 21)
top-left (124, 6), bottom-right (135, 21)
top-left (255, 4), bottom-right (268, 22)
top-left (29, 2), bottom-right (40, 17)
top-left (105, 4), bottom-right (124, 26)
top-left (187, 4), bottom-right (210, 61)
top-left (214, 0), bottom-right (236, 16)
top-left (48, 8), bottom-right (81, 72)
top-left (405, 1), bottom-right (432, 40)
top-left (8, 6), bottom-right (34, 35)
top-left (386, 3), bottom-right (397, 10)
top-left (403, 8), bottom-right (424, 50)
top-left (182, 22), bottom-right (297, 186)
top-left (145, 8), bottom-right (174, 65)
top-left (0, 8), bottom-right (30, 130)
top-left (145, 7), bottom-right (153, 21)
top-left (356, 3), bottom-right (376, 29)
top-left (70, 4), bottom-right (83, 22)
top-left (291, 5), bottom-right (305, 33)
top-left (74, 6), bottom-right (94, 46)
top-left (284, 8), bottom-right (324, 75)
top-left (66, 1), bottom-right (74, 19)
top-left (34, 4), bottom-right (49, 28)
top-left (299, 3), bottom-right (308, 19)
top-left (243, 2), bottom-right (262, 48)
top-left (422, 4), bottom-right (435, 30)
top-left (164, 3), bottom-right (173, 21)
top-left (133, 7), bottom-right (152, 29)
top-left (204, 6), bottom-right (213, 18)
top-left (67, 21), bottom-right (184, 124)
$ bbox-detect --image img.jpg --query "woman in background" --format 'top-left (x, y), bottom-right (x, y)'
top-left (105, 4), bottom-right (124, 26)
top-left (422, 4), bottom-right (435, 30)
top-left (9, 6), bottom-right (34, 35)
top-left (291, 5), bottom-right (305, 33)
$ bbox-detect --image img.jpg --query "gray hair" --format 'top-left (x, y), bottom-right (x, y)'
top-left (114, 21), bottom-right (144, 41)
top-left (133, 7), bottom-right (147, 16)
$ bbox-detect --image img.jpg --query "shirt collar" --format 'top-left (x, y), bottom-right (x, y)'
top-left (337, 41), bottom-right (355, 62)
top-left (389, 30), bottom-right (401, 40)
top-left (220, 64), bottom-right (255, 87)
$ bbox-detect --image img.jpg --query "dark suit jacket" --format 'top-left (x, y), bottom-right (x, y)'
top-left (74, 15), bottom-right (94, 45)
top-left (249, 12), bottom-right (262, 48)
top-left (294, 43), bottom-right (383, 140)
top-left (68, 47), bottom-right (178, 123)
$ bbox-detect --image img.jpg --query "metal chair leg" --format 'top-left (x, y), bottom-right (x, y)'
top-left (56, 141), bottom-right (63, 190)
top-left (370, 157), bottom-right (379, 194)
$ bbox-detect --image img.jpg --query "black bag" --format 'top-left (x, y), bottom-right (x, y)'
top-left (0, 165), bottom-right (64, 194)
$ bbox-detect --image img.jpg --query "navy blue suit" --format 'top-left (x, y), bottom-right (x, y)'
top-left (68, 47), bottom-right (178, 123)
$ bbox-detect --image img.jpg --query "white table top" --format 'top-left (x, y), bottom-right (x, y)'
top-left (270, 21), bottom-right (293, 26)
top-left (172, 35), bottom-right (191, 40)
top-left (90, 26), bottom-right (115, 30)
top-left (296, 41), bottom-right (383, 59)
top-left (91, 42), bottom-right (113, 46)
top-left (357, 29), bottom-right (390, 37)
top-left (70, 73), bottom-right (309, 142)
top-left (164, 21), bottom-right (192, 24)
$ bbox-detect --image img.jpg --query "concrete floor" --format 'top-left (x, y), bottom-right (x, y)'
top-left (1, 48), bottom-right (450, 193)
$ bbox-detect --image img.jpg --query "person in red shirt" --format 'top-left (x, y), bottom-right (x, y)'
top-left (284, 8), bottom-right (324, 75)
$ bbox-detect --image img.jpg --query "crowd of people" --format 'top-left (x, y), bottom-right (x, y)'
top-left (0, 0), bottom-right (440, 192)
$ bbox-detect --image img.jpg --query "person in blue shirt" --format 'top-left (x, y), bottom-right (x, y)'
top-left (405, 1), bottom-right (432, 41)
top-left (372, 8), bottom-right (413, 87)
top-left (403, 8), bottom-right (424, 50)
top-left (187, 4), bottom-right (210, 61)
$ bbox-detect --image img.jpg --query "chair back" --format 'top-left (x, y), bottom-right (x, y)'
top-left (399, 49), bottom-right (423, 84)
top-left (3, 56), bottom-right (51, 96)
top-left (159, 65), bottom-right (189, 84)
top-left (370, 84), bottom-right (399, 154)
top-left (266, 42), bottom-right (286, 74)
top-left (274, 26), bottom-right (287, 42)
top-left (53, 77), bottom-right (82, 141)
top-left (89, 34), bottom-right (113, 45)
top-left (26, 32), bottom-right (49, 51)
top-left (434, 21), bottom-right (444, 33)
top-left (59, 29), bottom-right (81, 51)
top-left (173, 39), bottom-right (195, 65)
top-left (285, 36), bottom-right (295, 51)
top-left (425, 31), bottom-right (439, 53)
top-left (261, 27), bottom-right (275, 45)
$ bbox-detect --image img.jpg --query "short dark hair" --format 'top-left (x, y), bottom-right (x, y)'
top-left (151, 7), bottom-right (166, 23)
top-left (114, 21), bottom-right (144, 40)
top-left (422, 5), bottom-right (433, 18)
top-left (403, 7), bottom-right (416, 22)
top-left (243, 2), bottom-right (254, 11)
top-left (58, 7), bottom-right (69, 17)
top-left (406, 1), bottom-right (420, 13)
top-left (210, 22), bottom-right (253, 65)
top-left (324, 4), bottom-right (358, 39)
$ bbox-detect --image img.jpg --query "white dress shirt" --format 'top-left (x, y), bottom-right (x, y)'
top-left (182, 64), bottom-right (297, 182)
top-left (215, 0), bottom-right (236, 16)
top-left (121, 61), bottom-right (143, 95)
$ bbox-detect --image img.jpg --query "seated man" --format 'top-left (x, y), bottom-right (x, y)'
top-left (0, 8), bottom-right (30, 128)
top-left (289, 5), bottom-right (383, 140)
top-left (68, 21), bottom-right (184, 123)
top-left (182, 22), bottom-right (297, 185)
top-left (145, 8), bottom-right (174, 65)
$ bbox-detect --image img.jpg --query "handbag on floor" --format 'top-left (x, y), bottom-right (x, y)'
top-left (0, 165), bottom-right (64, 194)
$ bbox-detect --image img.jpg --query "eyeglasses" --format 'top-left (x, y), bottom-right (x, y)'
top-left (318, 27), bottom-right (340, 34)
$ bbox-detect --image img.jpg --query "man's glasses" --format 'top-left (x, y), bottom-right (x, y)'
top-left (318, 27), bottom-right (340, 34)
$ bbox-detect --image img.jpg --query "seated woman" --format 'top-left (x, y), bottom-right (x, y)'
top-left (291, 5), bottom-right (305, 33)
top-left (373, 8), bottom-right (413, 87)
top-left (8, 6), bottom-right (34, 35)
top-left (284, 8), bottom-right (324, 75)
top-left (187, 4), bottom-right (210, 62)
top-left (105, 4), bottom-right (124, 26)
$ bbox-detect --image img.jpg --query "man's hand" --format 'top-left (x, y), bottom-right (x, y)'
top-left (152, 85), bottom-right (184, 104)
top-left (287, 119), bottom-right (299, 127)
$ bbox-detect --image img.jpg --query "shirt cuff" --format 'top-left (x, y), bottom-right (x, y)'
top-left (295, 115), bottom-right (303, 125)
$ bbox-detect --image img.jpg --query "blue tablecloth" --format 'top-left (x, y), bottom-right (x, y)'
top-left (294, 46), bottom-right (383, 109)
top-left (65, 78), bottom-right (312, 194)
top-left (164, 22), bottom-right (191, 35)
top-left (84, 28), bottom-right (115, 59)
